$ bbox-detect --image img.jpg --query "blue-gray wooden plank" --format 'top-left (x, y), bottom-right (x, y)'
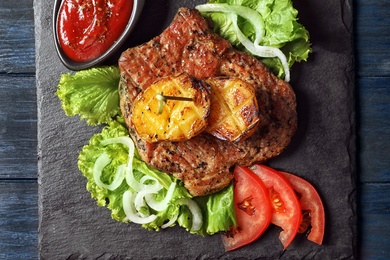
top-left (0, 0), bottom-right (38, 258)
top-left (359, 183), bottom-right (390, 260)
top-left (0, 75), bottom-right (37, 179)
top-left (0, 181), bottom-right (38, 260)
top-left (354, 1), bottom-right (390, 258)
top-left (354, 0), bottom-right (390, 77)
top-left (0, 0), bottom-right (35, 74)
top-left (357, 77), bottom-right (390, 183)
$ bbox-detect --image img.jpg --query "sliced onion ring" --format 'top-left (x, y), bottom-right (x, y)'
top-left (196, 4), bottom-right (290, 82)
top-left (178, 198), bottom-right (203, 232)
top-left (93, 152), bottom-right (125, 191)
top-left (229, 13), bottom-right (290, 82)
top-left (196, 3), bottom-right (265, 43)
top-left (100, 136), bottom-right (141, 191)
top-left (145, 182), bottom-right (177, 211)
top-left (122, 190), bottom-right (157, 224)
top-left (140, 175), bottom-right (163, 192)
top-left (161, 211), bottom-right (179, 229)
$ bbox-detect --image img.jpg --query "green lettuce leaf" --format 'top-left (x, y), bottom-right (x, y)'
top-left (198, 0), bottom-right (312, 78)
top-left (194, 184), bottom-right (236, 235)
top-left (56, 66), bottom-right (120, 126)
top-left (78, 117), bottom-right (235, 235)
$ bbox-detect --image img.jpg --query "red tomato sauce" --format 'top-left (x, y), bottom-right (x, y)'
top-left (57, 0), bottom-right (133, 62)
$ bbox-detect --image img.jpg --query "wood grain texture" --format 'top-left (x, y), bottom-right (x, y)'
top-left (0, 75), bottom-right (37, 179)
top-left (0, 0), bottom-right (35, 74)
top-left (359, 183), bottom-right (390, 259)
top-left (0, 0), bottom-right (37, 182)
top-left (354, 0), bottom-right (390, 258)
top-left (0, 181), bottom-right (38, 259)
top-left (0, 0), bottom-right (38, 259)
top-left (357, 77), bottom-right (390, 183)
top-left (354, 0), bottom-right (390, 77)
top-left (0, 0), bottom-right (389, 258)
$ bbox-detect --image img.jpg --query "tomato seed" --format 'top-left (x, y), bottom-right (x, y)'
top-left (238, 196), bottom-right (256, 216)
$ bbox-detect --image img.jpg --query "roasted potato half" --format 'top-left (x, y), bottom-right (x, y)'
top-left (205, 77), bottom-right (260, 143)
top-left (131, 73), bottom-right (211, 142)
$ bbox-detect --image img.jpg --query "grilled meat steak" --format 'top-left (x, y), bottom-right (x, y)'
top-left (118, 8), bottom-right (297, 197)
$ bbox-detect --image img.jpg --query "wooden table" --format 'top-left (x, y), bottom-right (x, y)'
top-left (0, 0), bottom-right (389, 259)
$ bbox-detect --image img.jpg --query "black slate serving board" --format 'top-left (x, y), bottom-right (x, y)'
top-left (35, 0), bottom-right (356, 259)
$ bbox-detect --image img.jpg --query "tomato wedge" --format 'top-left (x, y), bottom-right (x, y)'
top-left (250, 164), bottom-right (302, 250)
top-left (280, 171), bottom-right (325, 245)
top-left (222, 165), bottom-right (272, 251)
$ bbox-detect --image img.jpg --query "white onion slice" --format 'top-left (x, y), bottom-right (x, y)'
top-left (133, 186), bottom-right (161, 212)
top-left (161, 211), bottom-right (179, 229)
top-left (196, 3), bottom-right (265, 44)
top-left (178, 198), bottom-right (203, 232)
top-left (229, 13), bottom-right (290, 82)
top-left (134, 190), bottom-right (148, 212)
top-left (196, 3), bottom-right (290, 82)
top-left (145, 182), bottom-right (177, 211)
top-left (140, 175), bottom-right (163, 192)
top-left (100, 136), bottom-right (135, 149)
top-left (134, 175), bottom-right (164, 211)
top-left (93, 152), bottom-right (125, 191)
top-left (100, 136), bottom-right (141, 191)
top-left (99, 136), bottom-right (184, 228)
top-left (122, 190), bottom-right (157, 224)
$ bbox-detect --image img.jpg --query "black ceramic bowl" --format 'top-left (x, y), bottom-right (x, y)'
top-left (53, 0), bottom-right (145, 71)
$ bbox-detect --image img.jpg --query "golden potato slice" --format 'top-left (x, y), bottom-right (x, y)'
top-left (131, 73), bottom-right (211, 142)
top-left (205, 77), bottom-right (260, 143)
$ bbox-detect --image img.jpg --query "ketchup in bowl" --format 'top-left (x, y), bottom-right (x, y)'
top-left (57, 0), bottom-right (133, 63)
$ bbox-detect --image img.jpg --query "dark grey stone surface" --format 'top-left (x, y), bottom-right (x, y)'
top-left (36, 0), bottom-right (356, 258)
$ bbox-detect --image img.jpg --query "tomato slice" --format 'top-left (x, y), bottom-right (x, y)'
top-left (280, 171), bottom-right (325, 245)
top-left (250, 164), bottom-right (302, 250)
top-left (222, 165), bottom-right (272, 251)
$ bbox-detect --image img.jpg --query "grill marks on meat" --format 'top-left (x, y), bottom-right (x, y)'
top-left (120, 9), bottom-right (230, 97)
top-left (149, 135), bottom-right (240, 196)
top-left (219, 51), bottom-right (297, 165)
top-left (118, 8), bottom-right (297, 197)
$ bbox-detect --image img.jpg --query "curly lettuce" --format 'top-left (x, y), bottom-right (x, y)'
top-left (58, 0), bottom-right (312, 237)
top-left (56, 66), bottom-right (120, 125)
top-left (196, 0), bottom-right (312, 80)
top-left (78, 117), bottom-right (236, 235)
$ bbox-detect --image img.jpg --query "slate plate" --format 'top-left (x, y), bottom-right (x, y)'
top-left (35, 0), bottom-right (356, 259)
